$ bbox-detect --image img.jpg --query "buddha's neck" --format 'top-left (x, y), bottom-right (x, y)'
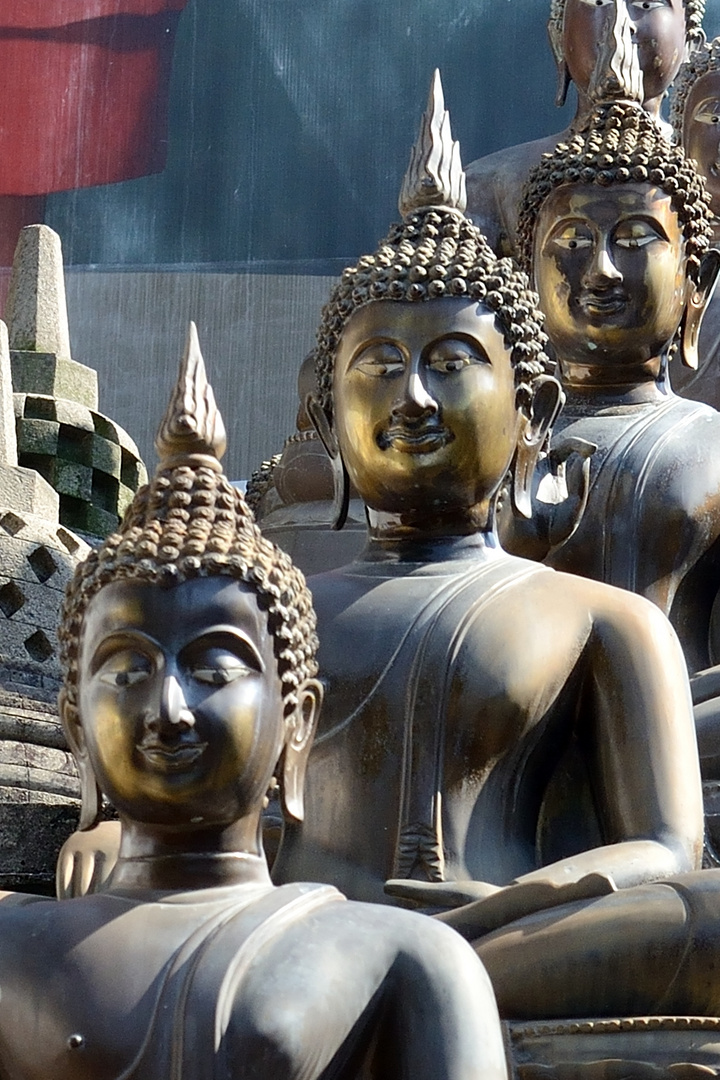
top-left (107, 817), bottom-right (273, 894)
top-left (362, 507), bottom-right (504, 563)
top-left (572, 92), bottom-right (666, 136)
top-left (560, 358), bottom-right (670, 410)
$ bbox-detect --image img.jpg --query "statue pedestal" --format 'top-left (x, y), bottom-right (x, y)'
top-left (508, 1017), bottom-right (720, 1079)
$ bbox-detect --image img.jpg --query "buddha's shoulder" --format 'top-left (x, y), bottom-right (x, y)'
top-left (465, 130), bottom-right (566, 183)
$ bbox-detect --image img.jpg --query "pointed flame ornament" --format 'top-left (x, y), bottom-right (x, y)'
top-left (398, 69), bottom-right (466, 218)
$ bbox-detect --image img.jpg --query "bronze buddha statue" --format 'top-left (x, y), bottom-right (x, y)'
top-left (669, 36), bottom-right (720, 410)
top-left (264, 74), bottom-right (705, 940)
top-left (510, 2), bottom-right (720, 677)
top-left (465, 0), bottom-right (704, 258)
top-left (0, 325), bottom-right (508, 1080)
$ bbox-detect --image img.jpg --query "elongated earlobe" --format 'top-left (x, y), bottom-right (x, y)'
top-left (511, 376), bottom-right (564, 520)
top-left (680, 249), bottom-right (720, 369)
top-left (280, 679), bottom-right (323, 823)
top-left (59, 689), bottom-right (102, 831)
top-left (548, 21), bottom-right (571, 107)
top-left (306, 395), bottom-right (349, 530)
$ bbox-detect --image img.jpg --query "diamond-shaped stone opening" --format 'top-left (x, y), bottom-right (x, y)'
top-left (0, 512), bottom-right (25, 537)
top-left (56, 527), bottom-right (80, 555)
top-left (27, 545), bottom-right (58, 583)
top-left (0, 581), bottom-right (26, 618)
top-left (24, 629), bottom-right (53, 663)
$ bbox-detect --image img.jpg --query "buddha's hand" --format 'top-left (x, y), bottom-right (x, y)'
top-left (385, 872), bottom-right (616, 939)
top-left (56, 820), bottom-right (121, 899)
top-left (384, 879), bottom-right (502, 912)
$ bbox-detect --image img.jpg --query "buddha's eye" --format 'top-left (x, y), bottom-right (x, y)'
top-left (352, 343), bottom-right (405, 377)
top-left (548, 226), bottom-right (593, 252)
top-left (186, 644), bottom-right (259, 686)
top-left (578, 0), bottom-right (612, 7)
top-left (427, 338), bottom-right (487, 373)
top-left (630, 0), bottom-right (665, 11)
top-left (97, 650), bottom-right (152, 688)
top-left (614, 221), bottom-right (663, 249)
top-left (693, 102), bottom-right (720, 127)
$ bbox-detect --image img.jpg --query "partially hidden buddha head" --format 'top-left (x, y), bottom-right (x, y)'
top-left (520, 1), bottom-right (717, 380)
top-left (309, 71), bottom-right (560, 530)
top-left (59, 325), bottom-right (321, 834)
top-left (671, 35), bottom-right (720, 220)
top-left (548, 0), bottom-right (705, 112)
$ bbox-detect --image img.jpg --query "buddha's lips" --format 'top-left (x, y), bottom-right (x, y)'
top-left (136, 739), bottom-right (208, 772)
top-left (578, 289), bottom-right (627, 318)
top-left (377, 423), bottom-right (453, 454)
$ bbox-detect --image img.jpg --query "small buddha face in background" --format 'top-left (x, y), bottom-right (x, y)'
top-left (683, 70), bottom-right (720, 214)
top-left (534, 181), bottom-right (687, 370)
top-left (332, 298), bottom-right (521, 516)
top-left (77, 577), bottom-right (285, 828)
top-left (563, 0), bottom-right (687, 102)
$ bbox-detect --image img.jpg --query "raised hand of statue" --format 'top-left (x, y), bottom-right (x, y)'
top-left (386, 872), bottom-right (617, 939)
top-left (55, 820), bottom-right (120, 899)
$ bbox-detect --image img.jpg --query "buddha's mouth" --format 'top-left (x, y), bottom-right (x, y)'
top-left (377, 423), bottom-right (453, 454)
top-left (137, 740), bottom-right (208, 772)
top-left (578, 290), bottom-right (627, 318)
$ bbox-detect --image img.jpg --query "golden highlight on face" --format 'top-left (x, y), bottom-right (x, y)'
top-left (77, 577), bottom-right (285, 828)
top-left (683, 72), bottom-right (720, 214)
top-left (534, 182), bottom-right (688, 371)
top-left (333, 298), bottom-right (521, 518)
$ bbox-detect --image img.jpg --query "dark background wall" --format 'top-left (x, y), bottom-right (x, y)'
top-left (44, 0), bottom-right (720, 479)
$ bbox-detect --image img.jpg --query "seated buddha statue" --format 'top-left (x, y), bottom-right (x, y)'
top-left (0, 325), bottom-right (508, 1080)
top-left (669, 36), bottom-right (720, 410)
top-left (288, 70), bottom-right (720, 1038)
top-left (509, 2), bottom-right (720, 676)
top-left (267, 73), bottom-right (704, 936)
top-left (465, 0), bottom-right (704, 257)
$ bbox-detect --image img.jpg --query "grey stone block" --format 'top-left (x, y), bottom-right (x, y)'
top-left (11, 353), bottom-right (98, 410)
top-left (16, 418), bottom-right (59, 457)
top-left (0, 466), bottom-right (58, 520)
top-left (53, 459), bottom-right (93, 501)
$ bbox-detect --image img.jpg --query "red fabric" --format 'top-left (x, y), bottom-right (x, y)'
top-left (0, 2), bottom-right (188, 194)
top-left (0, 2), bottom-right (186, 30)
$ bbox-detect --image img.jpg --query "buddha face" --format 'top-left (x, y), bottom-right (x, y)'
top-left (76, 577), bottom-right (287, 828)
top-left (683, 70), bottom-right (720, 214)
top-left (332, 298), bottom-right (521, 517)
top-left (563, 0), bottom-right (686, 102)
top-left (534, 182), bottom-right (687, 371)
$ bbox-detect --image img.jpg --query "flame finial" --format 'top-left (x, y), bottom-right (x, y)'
top-left (398, 69), bottom-right (467, 218)
top-left (155, 322), bottom-right (227, 465)
top-left (588, 0), bottom-right (644, 107)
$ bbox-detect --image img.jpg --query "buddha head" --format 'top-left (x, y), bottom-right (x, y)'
top-left (58, 325), bottom-right (320, 838)
top-left (308, 72), bottom-right (559, 533)
top-left (519, 2), bottom-right (717, 382)
top-left (670, 36), bottom-right (720, 221)
top-left (548, 0), bottom-right (704, 114)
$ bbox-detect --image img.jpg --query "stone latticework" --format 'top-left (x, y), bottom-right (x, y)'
top-left (5, 225), bottom-right (146, 541)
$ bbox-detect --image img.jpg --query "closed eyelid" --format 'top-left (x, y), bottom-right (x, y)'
top-left (90, 631), bottom-right (159, 675)
top-left (179, 628), bottom-right (265, 673)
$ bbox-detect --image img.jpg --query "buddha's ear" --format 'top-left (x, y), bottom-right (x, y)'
top-left (547, 20), bottom-right (571, 107)
top-left (680, 249), bottom-right (720, 369)
top-left (512, 375), bottom-right (564, 519)
top-left (59, 689), bottom-right (102, 831)
top-left (306, 395), bottom-right (349, 530)
top-left (280, 678), bottom-right (323, 824)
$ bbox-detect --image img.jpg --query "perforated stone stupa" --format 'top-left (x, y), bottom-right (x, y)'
top-left (6, 226), bottom-right (147, 541)
top-left (0, 306), bottom-right (91, 892)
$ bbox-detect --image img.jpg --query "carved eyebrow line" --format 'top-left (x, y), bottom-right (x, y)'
top-left (179, 625), bottom-right (266, 673)
top-left (89, 629), bottom-right (159, 674)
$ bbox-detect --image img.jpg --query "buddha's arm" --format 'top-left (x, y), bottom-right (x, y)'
top-left (474, 591), bottom-right (702, 909)
top-left (389, 588), bottom-right (702, 933)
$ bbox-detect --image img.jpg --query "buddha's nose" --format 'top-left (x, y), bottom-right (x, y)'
top-left (394, 370), bottom-right (438, 419)
top-left (582, 239), bottom-right (622, 288)
top-left (157, 673), bottom-right (195, 730)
